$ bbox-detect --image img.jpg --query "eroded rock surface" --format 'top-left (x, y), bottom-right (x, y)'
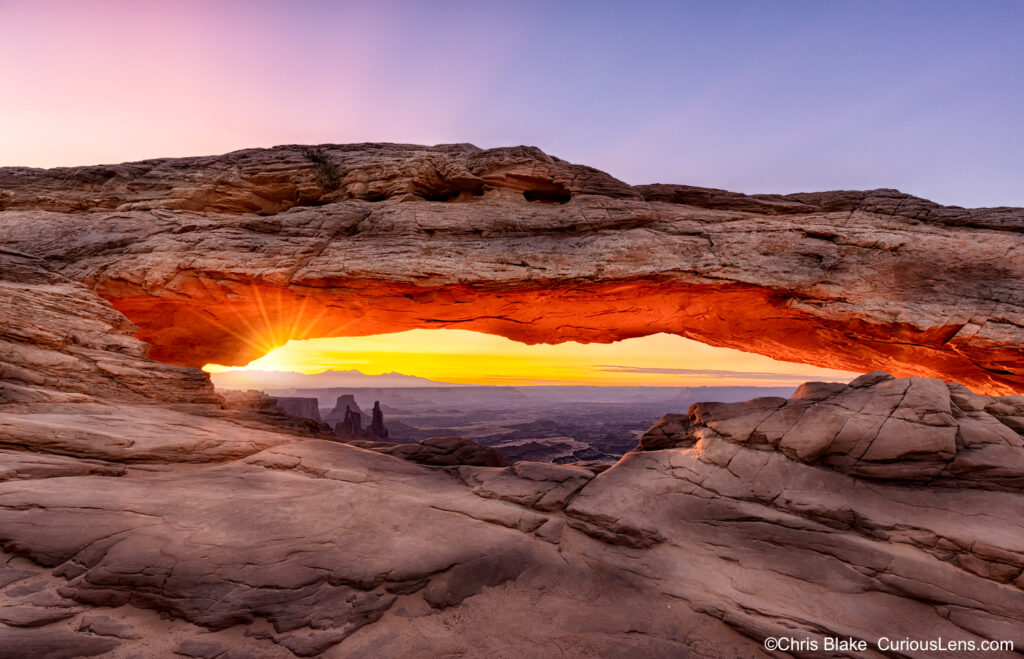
top-left (640, 371), bottom-right (1024, 488)
top-left (4, 363), bottom-right (1024, 657)
top-left (0, 248), bottom-right (217, 408)
top-left (3, 149), bottom-right (1024, 657)
top-left (345, 436), bottom-right (508, 468)
top-left (1, 144), bottom-right (1022, 393)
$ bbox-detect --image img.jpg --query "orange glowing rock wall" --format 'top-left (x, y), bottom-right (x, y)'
top-left (108, 277), bottom-right (1024, 395)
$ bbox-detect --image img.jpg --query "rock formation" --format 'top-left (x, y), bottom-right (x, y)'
top-left (345, 436), bottom-right (507, 468)
top-left (2, 327), bottom-right (1022, 656)
top-left (332, 399), bottom-right (388, 443)
top-left (640, 371), bottom-right (1024, 489)
top-left (323, 395), bottom-right (363, 425)
top-left (220, 388), bottom-right (285, 412)
top-left (1, 144), bottom-right (1021, 394)
top-left (219, 389), bottom-right (333, 438)
top-left (368, 401), bottom-right (388, 440)
top-left (272, 397), bottom-right (322, 422)
top-left (2, 145), bottom-right (1024, 656)
top-left (334, 406), bottom-right (363, 441)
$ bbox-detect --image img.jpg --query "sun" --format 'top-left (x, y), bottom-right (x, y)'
top-left (204, 329), bottom-right (860, 387)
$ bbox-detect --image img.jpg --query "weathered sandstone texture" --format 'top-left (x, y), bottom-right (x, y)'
top-left (2, 145), bottom-right (1024, 656)
top-left (640, 371), bottom-right (1024, 488)
top-left (2, 231), bottom-right (1024, 657)
top-left (1, 143), bottom-right (1022, 394)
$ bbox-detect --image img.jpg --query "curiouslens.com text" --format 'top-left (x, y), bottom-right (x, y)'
top-left (762, 636), bottom-right (1015, 654)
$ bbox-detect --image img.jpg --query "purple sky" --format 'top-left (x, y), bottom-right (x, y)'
top-left (2, 0), bottom-right (1022, 207)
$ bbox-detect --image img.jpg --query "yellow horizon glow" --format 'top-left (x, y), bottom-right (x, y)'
top-left (203, 329), bottom-right (860, 387)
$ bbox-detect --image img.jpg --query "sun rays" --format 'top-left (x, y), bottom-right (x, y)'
top-left (196, 284), bottom-right (350, 363)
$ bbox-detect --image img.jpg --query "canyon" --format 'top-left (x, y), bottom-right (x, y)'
top-left (1, 144), bottom-right (1023, 657)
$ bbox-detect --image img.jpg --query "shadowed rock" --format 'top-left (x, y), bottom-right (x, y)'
top-left (368, 401), bottom-right (388, 440)
top-left (334, 405), bottom-right (362, 440)
top-left (333, 400), bottom-right (389, 443)
top-left (0, 628), bottom-right (119, 658)
top-left (324, 394), bottom-right (363, 424)
top-left (346, 436), bottom-right (507, 468)
top-left (271, 397), bottom-right (321, 422)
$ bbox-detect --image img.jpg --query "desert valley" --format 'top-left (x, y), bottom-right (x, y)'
top-left (213, 376), bottom-right (799, 464)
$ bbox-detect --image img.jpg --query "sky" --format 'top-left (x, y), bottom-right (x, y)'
top-left (2, 0), bottom-right (1023, 208)
top-left (204, 330), bottom-right (860, 388)
top-left (4, 1), bottom-right (1019, 386)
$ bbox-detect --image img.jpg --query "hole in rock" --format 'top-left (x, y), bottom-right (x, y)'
top-left (421, 189), bottom-right (486, 203)
top-left (205, 330), bottom-right (859, 462)
top-left (109, 277), bottom-right (1018, 395)
top-left (205, 329), bottom-right (858, 390)
top-left (523, 189), bottom-right (571, 204)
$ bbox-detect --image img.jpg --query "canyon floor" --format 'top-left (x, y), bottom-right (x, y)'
top-left (1, 144), bottom-right (1023, 657)
top-left (240, 384), bottom-right (797, 464)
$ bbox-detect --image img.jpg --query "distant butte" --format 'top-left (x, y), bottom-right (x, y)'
top-left (0, 143), bottom-right (1021, 394)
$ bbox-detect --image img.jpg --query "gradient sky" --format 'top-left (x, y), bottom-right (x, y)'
top-left (204, 330), bottom-right (860, 387)
top-left (2, 0), bottom-right (1022, 208)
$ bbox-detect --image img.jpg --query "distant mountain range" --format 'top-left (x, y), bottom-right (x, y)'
top-left (210, 369), bottom-right (847, 405)
top-left (209, 368), bottom-right (459, 391)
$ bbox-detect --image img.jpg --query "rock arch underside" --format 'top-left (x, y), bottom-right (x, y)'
top-left (1, 144), bottom-right (1023, 656)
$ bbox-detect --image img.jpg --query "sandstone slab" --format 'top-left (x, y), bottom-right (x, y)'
top-left (641, 371), bottom-right (1024, 488)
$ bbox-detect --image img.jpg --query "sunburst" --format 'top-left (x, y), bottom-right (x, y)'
top-left (200, 283), bottom-right (361, 371)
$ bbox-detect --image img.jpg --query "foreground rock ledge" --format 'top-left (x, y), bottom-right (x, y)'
top-left (1, 250), bottom-right (1023, 656)
top-left (1, 143), bottom-right (1022, 394)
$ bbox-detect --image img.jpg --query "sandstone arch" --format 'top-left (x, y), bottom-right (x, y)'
top-left (2, 143), bottom-right (1022, 393)
top-left (2, 148), bottom-right (1024, 656)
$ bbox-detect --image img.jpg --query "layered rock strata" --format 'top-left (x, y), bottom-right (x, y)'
top-left (1, 249), bottom-right (1023, 657)
top-left (640, 371), bottom-right (1024, 489)
top-left (3, 145), bottom-right (1024, 656)
top-left (1, 144), bottom-right (1022, 394)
